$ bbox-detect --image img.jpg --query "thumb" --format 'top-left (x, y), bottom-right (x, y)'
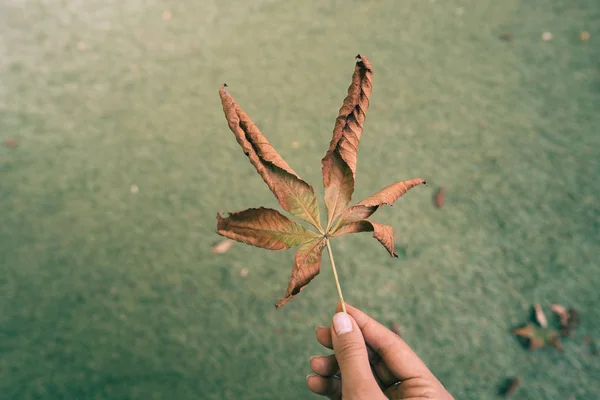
top-left (331, 312), bottom-right (381, 396)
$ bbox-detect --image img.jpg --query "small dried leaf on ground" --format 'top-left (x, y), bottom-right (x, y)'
top-left (240, 267), bottom-right (248, 277)
top-left (551, 304), bottom-right (568, 327)
top-left (542, 32), bottom-right (553, 41)
top-left (212, 239), bottom-right (235, 254)
top-left (4, 138), bottom-right (18, 148)
top-left (580, 31), bottom-right (590, 41)
top-left (534, 304), bottom-right (548, 328)
top-left (498, 377), bottom-right (520, 397)
top-left (162, 11), bottom-right (172, 20)
top-left (513, 322), bottom-right (557, 351)
top-left (434, 187), bottom-right (445, 208)
top-left (500, 33), bottom-right (513, 41)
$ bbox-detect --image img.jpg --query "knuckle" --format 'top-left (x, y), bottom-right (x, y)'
top-left (335, 340), bottom-right (365, 361)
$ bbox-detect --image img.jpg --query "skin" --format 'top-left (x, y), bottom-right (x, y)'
top-left (307, 303), bottom-right (454, 400)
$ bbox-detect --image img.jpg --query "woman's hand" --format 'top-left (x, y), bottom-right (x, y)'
top-left (307, 303), bottom-right (454, 400)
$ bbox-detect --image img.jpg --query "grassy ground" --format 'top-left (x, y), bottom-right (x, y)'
top-left (1, 0), bottom-right (599, 399)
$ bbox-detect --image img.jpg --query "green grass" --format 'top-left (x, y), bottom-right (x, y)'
top-left (1, 0), bottom-right (599, 399)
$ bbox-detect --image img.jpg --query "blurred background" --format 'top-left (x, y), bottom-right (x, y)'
top-left (1, 0), bottom-right (599, 399)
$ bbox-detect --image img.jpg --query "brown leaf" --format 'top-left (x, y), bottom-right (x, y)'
top-left (333, 220), bottom-right (397, 257)
top-left (4, 138), bottom-right (18, 148)
top-left (433, 186), bottom-right (445, 208)
top-left (337, 178), bottom-right (427, 223)
top-left (551, 304), bottom-right (568, 327)
top-left (216, 207), bottom-right (320, 250)
top-left (534, 304), bottom-right (548, 328)
top-left (211, 239), bottom-right (235, 254)
top-left (500, 33), bottom-right (513, 41)
top-left (219, 86), bottom-right (322, 231)
top-left (499, 377), bottom-right (520, 397)
top-left (216, 56), bottom-right (427, 309)
top-left (548, 332), bottom-right (563, 352)
top-left (276, 238), bottom-right (326, 307)
top-left (322, 55), bottom-right (373, 228)
top-left (513, 323), bottom-right (545, 350)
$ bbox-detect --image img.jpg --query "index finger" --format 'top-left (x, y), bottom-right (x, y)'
top-left (336, 302), bottom-right (435, 382)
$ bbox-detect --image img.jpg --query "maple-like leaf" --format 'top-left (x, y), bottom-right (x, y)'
top-left (216, 55), bottom-right (426, 307)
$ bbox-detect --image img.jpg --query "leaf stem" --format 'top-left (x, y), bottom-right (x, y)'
top-left (325, 239), bottom-right (346, 313)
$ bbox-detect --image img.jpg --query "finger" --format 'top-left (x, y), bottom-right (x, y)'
top-left (310, 354), bottom-right (339, 377)
top-left (306, 374), bottom-right (342, 399)
top-left (367, 345), bottom-right (398, 387)
top-left (331, 312), bottom-right (382, 395)
top-left (316, 325), bottom-right (333, 349)
top-left (319, 325), bottom-right (397, 386)
top-left (336, 302), bottom-right (434, 381)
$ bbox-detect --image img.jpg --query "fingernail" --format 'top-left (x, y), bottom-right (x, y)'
top-left (306, 374), bottom-right (312, 382)
top-left (315, 325), bottom-right (325, 333)
top-left (333, 312), bottom-right (353, 335)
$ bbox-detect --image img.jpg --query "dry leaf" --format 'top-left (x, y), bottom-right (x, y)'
top-left (551, 304), bottom-right (568, 327)
top-left (499, 377), bottom-right (520, 397)
top-left (534, 304), bottom-right (548, 328)
top-left (542, 32), bottom-right (553, 41)
top-left (162, 10), bottom-right (172, 20)
top-left (240, 267), bottom-right (248, 277)
top-left (217, 208), bottom-right (320, 250)
top-left (212, 239), bottom-right (235, 254)
top-left (333, 220), bottom-right (397, 257)
top-left (434, 187), bottom-right (445, 208)
top-left (580, 31), bottom-right (590, 41)
top-left (549, 332), bottom-right (563, 351)
top-left (322, 55), bottom-right (373, 228)
top-left (4, 138), bottom-right (18, 148)
top-left (219, 86), bottom-right (322, 231)
top-left (513, 322), bottom-right (562, 351)
top-left (337, 178), bottom-right (427, 224)
top-left (216, 56), bottom-right (426, 307)
top-left (552, 305), bottom-right (580, 336)
top-left (500, 33), bottom-right (513, 41)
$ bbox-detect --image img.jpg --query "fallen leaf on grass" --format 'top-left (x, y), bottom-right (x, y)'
top-left (542, 32), bottom-right (553, 41)
top-left (534, 303), bottom-right (548, 328)
top-left (580, 31), bottom-right (590, 41)
top-left (498, 377), bottom-right (520, 397)
top-left (216, 56), bottom-right (427, 307)
top-left (211, 238), bottom-right (235, 254)
top-left (551, 304), bottom-right (568, 326)
top-left (551, 304), bottom-right (580, 336)
top-left (513, 322), bottom-right (562, 351)
top-left (162, 10), bottom-right (172, 20)
top-left (500, 33), bottom-right (513, 41)
top-left (433, 187), bottom-right (445, 208)
top-left (4, 138), bottom-right (18, 148)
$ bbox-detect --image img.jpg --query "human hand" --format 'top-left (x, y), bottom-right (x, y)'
top-left (307, 303), bottom-right (454, 400)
